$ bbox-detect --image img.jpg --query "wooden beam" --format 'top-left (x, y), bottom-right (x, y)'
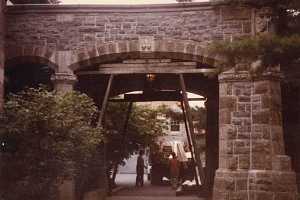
top-left (76, 68), bottom-right (217, 75)
top-left (108, 91), bottom-right (206, 102)
top-left (180, 100), bottom-right (200, 187)
top-left (109, 97), bottom-right (206, 102)
top-left (98, 74), bottom-right (114, 127)
top-left (100, 62), bottom-right (197, 68)
top-left (121, 102), bottom-right (133, 146)
top-left (179, 74), bottom-right (205, 186)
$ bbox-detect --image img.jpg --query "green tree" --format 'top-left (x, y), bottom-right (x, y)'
top-left (0, 87), bottom-right (103, 200)
top-left (104, 102), bottom-right (166, 186)
top-left (217, 0), bottom-right (300, 35)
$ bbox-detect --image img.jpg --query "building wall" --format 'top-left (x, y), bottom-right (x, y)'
top-left (5, 3), bottom-right (269, 53)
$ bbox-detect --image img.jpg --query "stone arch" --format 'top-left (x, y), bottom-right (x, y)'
top-left (4, 45), bottom-right (58, 95)
top-left (5, 45), bottom-right (58, 71)
top-left (69, 39), bottom-right (221, 72)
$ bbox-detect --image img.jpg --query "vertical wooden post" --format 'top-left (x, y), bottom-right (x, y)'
top-left (179, 74), bottom-right (205, 185)
top-left (98, 74), bottom-right (114, 127)
top-left (112, 102), bottom-right (133, 183)
top-left (121, 102), bottom-right (133, 144)
top-left (180, 101), bottom-right (200, 187)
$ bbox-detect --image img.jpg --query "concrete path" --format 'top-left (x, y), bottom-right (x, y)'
top-left (107, 174), bottom-right (206, 200)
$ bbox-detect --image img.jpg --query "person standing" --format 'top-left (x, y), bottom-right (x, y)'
top-left (169, 152), bottom-right (180, 189)
top-left (136, 149), bottom-right (145, 187)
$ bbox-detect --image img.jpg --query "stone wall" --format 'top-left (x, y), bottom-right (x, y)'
top-left (0, 0), bottom-right (5, 109)
top-left (213, 69), bottom-right (298, 200)
top-left (5, 3), bottom-right (264, 53)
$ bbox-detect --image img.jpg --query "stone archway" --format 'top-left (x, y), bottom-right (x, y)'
top-left (64, 37), bottom-right (298, 200)
top-left (67, 40), bottom-right (220, 199)
top-left (4, 50), bottom-right (59, 95)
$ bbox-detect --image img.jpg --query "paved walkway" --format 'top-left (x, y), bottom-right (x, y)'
top-left (107, 174), bottom-right (206, 200)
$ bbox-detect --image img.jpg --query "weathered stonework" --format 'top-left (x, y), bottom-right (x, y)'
top-left (2, 2), bottom-right (299, 200)
top-left (4, 3), bottom-right (271, 71)
top-left (51, 72), bottom-right (77, 93)
top-left (214, 69), bottom-right (298, 200)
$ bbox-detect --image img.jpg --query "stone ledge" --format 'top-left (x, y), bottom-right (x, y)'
top-left (51, 72), bottom-right (77, 84)
top-left (7, 2), bottom-right (215, 14)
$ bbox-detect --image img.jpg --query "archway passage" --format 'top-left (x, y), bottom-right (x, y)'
top-left (74, 58), bottom-right (219, 199)
top-left (5, 62), bottom-right (55, 95)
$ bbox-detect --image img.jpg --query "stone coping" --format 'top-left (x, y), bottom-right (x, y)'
top-left (6, 2), bottom-right (226, 14)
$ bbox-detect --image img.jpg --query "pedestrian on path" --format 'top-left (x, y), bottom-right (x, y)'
top-left (136, 149), bottom-right (145, 187)
top-left (169, 152), bottom-right (180, 189)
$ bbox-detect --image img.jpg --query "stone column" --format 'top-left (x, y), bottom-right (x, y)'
top-left (213, 69), bottom-right (298, 200)
top-left (52, 51), bottom-right (77, 94)
top-left (0, 0), bottom-right (5, 109)
top-left (51, 72), bottom-right (77, 200)
top-left (51, 52), bottom-right (77, 200)
top-left (51, 72), bottom-right (77, 94)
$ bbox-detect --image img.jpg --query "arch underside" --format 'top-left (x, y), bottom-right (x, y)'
top-left (76, 73), bottom-right (218, 106)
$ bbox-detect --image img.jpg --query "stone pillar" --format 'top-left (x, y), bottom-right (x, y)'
top-left (51, 72), bottom-right (77, 94)
top-left (52, 73), bottom-right (77, 200)
top-left (0, 0), bottom-right (5, 109)
top-left (51, 51), bottom-right (77, 200)
top-left (213, 69), bottom-right (298, 200)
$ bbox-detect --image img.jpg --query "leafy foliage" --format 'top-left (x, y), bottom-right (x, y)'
top-left (102, 102), bottom-right (168, 187)
top-left (157, 104), bottom-right (207, 132)
top-left (209, 34), bottom-right (300, 71)
top-left (217, 0), bottom-right (300, 35)
top-left (105, 103), bottom-right (166, 168)
top-left (0, 87), bottom-right (103, 200)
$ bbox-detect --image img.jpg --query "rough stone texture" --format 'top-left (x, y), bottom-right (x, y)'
top-left (213, 69), bottom-right (298, 200)
top-left (0, 0), bottom-right (5, 110)
top-left (4, 3), bottom-right (271, 72)
top-left (2, 3), bottom-right (299, 200)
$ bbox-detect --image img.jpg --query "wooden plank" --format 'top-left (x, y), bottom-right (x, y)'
top-left (121, 102), bottom-right (133, 145)
top-left (109, 97), bottom-right (206, 102)
top-left (180, 101), bottom-right (200, 187)
top-left (99, 62), bottom-right (197, 68)
top-left (179, 74), bottom-right (205, 186)
top-left (77, 68), bottom-right (217, 75)
top-left (108, 91), bottom-right (206, 102)
top-left (98, 74), bottom-right (114, 127)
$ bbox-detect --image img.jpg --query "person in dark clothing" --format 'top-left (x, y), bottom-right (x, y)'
top-left (136, 149), bottom-right (145, 187)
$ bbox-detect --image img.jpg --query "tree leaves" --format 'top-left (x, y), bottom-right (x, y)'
top-left (0, 87), bottom-right (104, 200)
top-left (209, 34), bottom-right (300, 71)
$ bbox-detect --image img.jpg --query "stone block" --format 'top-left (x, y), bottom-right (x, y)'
top-left (220, 96), bottom-right (237, 111)
top-left (229, 191), bottom-right (248, 200)
top-left (255, 191), bottom-right (273, 200)
top-left (238, 155), bottom-right (250, 169)
top-left (235, 178), bottom-right (248, 191)
top-left (215, 177), bottom-right (235, 191)
top-left (251, 153), bottom-right (272, 170)
top-left (274, 192), bottom-right (296, 200)
top-left (220, 109), bottom-right (232, 125)
top-left (253, 111), bottom-right (270, 124)
top-left (254, 81), bottom-right (269, 94)
top-left (272, 155), bottom-right (292, 171)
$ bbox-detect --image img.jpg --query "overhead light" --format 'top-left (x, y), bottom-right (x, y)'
top-left (146, 74), bottom-right (156, 82)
